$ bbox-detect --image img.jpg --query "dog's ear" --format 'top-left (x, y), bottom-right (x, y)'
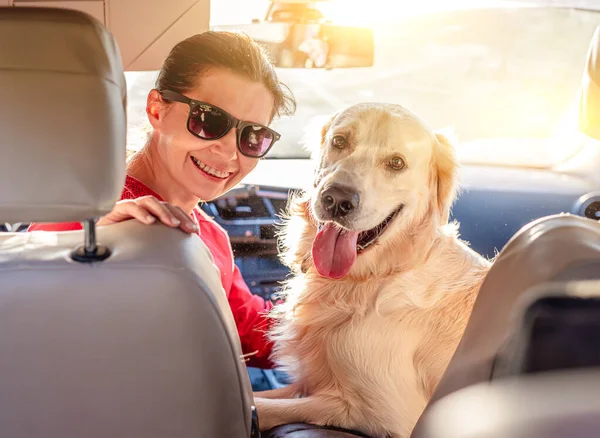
top-left (433, 132), bottom-right (459, 224)
top-left (301, 112), bottom-right (337, 157)
top-left (320, 115), bottom-right (333, 145)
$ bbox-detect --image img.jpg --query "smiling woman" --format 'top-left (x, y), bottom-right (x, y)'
top-left (131, 70), bottom-right (278, 203)
top-left (28, 30), bottom-right (296, 371)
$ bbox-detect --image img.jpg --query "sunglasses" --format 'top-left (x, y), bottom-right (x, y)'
top-left (159, 89), bottom-right (281, 158)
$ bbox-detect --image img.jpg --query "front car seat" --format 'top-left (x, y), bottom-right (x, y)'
top-left (412, 214), bottom-right (600, 437)
top-left (0, 7), bottom-right (254, 437)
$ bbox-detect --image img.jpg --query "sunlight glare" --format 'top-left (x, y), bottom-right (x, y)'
top-left (316, 0), bottom-right (499, 26)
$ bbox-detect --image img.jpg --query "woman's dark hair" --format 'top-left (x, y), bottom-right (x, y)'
top-left (155, 31), bottom-right (296, 119)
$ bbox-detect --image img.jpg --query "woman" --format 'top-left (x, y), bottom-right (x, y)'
top-left (28, 31), bottom-right (296, 369)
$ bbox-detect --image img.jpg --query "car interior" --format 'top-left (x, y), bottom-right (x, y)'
top-left (1, 1), bottom-right (600, 437)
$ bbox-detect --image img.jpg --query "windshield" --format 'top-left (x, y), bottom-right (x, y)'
top-left (125, 2), bottom-right (600, 168)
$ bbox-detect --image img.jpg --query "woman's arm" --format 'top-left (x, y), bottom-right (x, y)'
top-left (228, 263), bottom-right (275, 369)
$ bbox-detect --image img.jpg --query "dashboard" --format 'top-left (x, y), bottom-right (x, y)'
top-left (200, 184), bottom-right (294, 303)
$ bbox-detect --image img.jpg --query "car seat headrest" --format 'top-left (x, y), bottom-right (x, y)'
top-left (579, 26), bottom-right (600, 141)
top-left (0, 7), bottom-right (127, 223)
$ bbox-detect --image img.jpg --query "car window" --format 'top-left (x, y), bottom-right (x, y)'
top-left (125, 1), bottom-right (600, 168)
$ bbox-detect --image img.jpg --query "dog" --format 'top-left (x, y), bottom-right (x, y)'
top-left (254, 102), bottom-right (491, 438)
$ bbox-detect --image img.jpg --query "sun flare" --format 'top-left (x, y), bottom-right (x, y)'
top-left (315, 0), bottom-right (497, 27)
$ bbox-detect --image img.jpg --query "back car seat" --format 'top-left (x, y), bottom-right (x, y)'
top-left (0, 7), bottom-right (256, 437)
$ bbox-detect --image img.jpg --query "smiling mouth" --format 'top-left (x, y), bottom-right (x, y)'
top-left (356, 205), bottom-right (404, 251)
top-left (191, 156), bottom-right (232, 180)
top-left (312, 204), bottom-right (404, 279)
top-left (319, 204), bottom-right (404, 253)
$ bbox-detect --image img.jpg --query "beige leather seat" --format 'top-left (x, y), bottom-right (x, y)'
top-left (412, 214), bottom-right (600, 437)
top-left (415, 363), bottom-right (600, 438)
top-left (0, 7), bottom-right (254, 438)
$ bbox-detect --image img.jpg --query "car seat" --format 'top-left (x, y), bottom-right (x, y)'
top-left (412, 214), bottom-right (600, 437)
top-left (0, 7), bottom-right (255, 438)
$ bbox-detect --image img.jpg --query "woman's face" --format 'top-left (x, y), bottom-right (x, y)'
top-left (146, 68), bottom-right (275, 201)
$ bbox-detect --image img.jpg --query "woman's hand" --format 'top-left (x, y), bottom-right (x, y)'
top-left (96, 195), bottom-right (199, 233)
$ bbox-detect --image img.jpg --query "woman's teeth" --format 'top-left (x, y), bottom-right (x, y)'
top-left (191, 156), bottom-right (231, 179)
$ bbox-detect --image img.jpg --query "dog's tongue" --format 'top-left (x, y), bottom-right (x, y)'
top-left (312, 223), bottom-right (359, 279)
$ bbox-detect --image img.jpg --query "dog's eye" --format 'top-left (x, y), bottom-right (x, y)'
top-left (388, 156), bottom-right (405, 170)
top-left (331, 135), bottom-right (346, 149)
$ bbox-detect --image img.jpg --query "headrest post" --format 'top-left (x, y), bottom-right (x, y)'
top-left (84, 219), bottom-right (98, 254)
top-left (71, 219), bottom-right (111, 263)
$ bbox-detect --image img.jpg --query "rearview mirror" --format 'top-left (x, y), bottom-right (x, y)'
top-left (269, 23), bottom-right (375, 69)
top-left (223, 21), bottom-right (375, 69)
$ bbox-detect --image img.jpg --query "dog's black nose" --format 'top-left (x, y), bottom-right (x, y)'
top-left (321, 185), bottom-right (360, 218)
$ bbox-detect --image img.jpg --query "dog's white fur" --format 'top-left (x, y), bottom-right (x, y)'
top-left (254, 103), bottom-right (491, 438)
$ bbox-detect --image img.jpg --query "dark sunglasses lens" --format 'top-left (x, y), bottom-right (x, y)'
top-left (239, 125), bottom-right (275, 157)
top-left (188, 104), bottom-right (230, 139)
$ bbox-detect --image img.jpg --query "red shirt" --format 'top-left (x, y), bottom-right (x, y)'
top-left (28, 175), bottom-right (274, 368)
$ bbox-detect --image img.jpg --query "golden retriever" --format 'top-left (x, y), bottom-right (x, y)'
top-left (254, 102), bottom-right (491, 438)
